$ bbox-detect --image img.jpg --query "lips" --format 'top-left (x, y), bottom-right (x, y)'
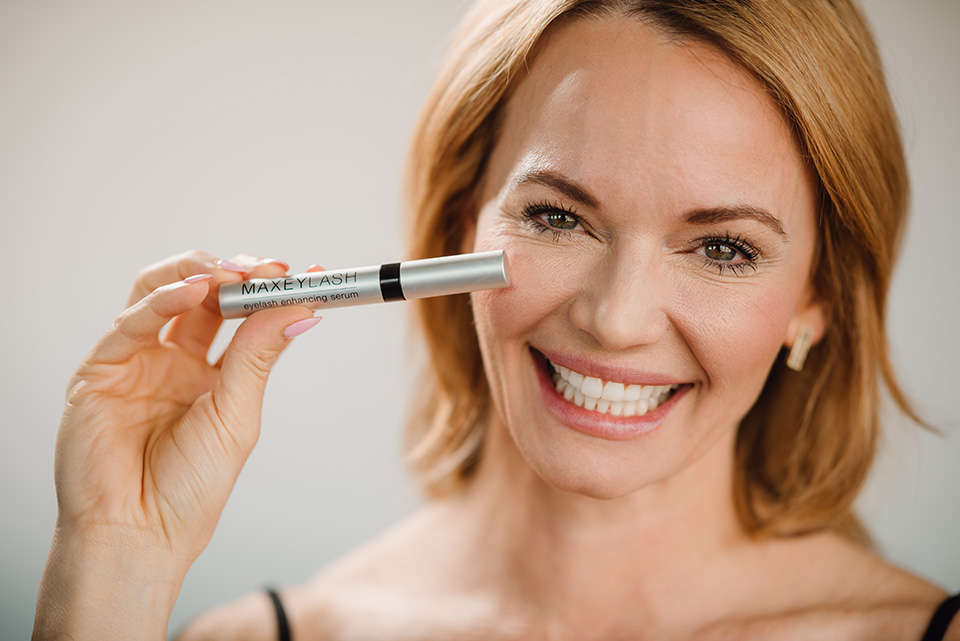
top-left (548, 359), bottom-right (678, 417)
top-left (531, 347), bottom-right (689, 440)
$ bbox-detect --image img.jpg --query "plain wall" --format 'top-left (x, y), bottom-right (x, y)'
top-left (1, 1), bottom-right (957, 637)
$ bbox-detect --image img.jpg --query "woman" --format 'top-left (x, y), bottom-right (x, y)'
top-left (32, 0), bottom-right (959, 639)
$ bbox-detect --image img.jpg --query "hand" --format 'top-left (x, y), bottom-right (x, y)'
top-left (34, 251), bottom-right (320, 640)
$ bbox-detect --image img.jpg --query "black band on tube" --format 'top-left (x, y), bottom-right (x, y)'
top-left (379, 262), bottom-right (405, 302)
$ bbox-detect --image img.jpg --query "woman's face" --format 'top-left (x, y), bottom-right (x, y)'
top-left (465, 16), bottom-right (824, 499)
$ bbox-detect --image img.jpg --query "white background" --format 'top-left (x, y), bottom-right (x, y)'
top-left (1, 1), bottom-right (957, 638)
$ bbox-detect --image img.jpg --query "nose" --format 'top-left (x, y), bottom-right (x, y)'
top-left (567, 247), bottom-right (670, 351)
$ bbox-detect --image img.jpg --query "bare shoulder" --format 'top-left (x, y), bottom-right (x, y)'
top-left (275, 504), bottom-right (508, 641)
top-left (730, 531), bottom-right (955, 640)
top-left (819, 532), bottom-right (948, 605)
top-left (174, 506), bottom-right (473, 641)
top-left (173, 585), bottom-right (347, 641)
top-left (172, 590), bottom-right (280, 641)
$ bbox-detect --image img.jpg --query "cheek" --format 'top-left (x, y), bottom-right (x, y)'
top-left (470, 245), bottom-right (590, 424)
top-left (471, 241), bottom-right (588, 345)
top-left (675, 279), bottom-right (799, 392)
top-left (470, 208), bottom-right (594, 343)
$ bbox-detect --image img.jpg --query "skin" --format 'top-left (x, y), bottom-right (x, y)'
top-left (179, 17), bottom-right (951, 641)
top-left (466, 14), bottom-right (824, 501)
top-left (36, 15), bottom-right (954, 641)
top-left (32, 252), bottom-right (320, 641)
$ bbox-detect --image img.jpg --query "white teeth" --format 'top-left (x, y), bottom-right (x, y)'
top-left (581, 376), bottom-right (604, 398)
top-left (548, 359), bottom-right (679, 418)
top-left (601, 381), bottom-right (625, 402)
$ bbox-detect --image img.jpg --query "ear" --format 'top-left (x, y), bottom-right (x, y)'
top-left (786, 283), bottom-right (828, 349)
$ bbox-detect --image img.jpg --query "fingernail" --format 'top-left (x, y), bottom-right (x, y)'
top-left (183, 273), bottom-right (215, 284)
top-left (282, 317), bottom-right (322, 339)
top-left (216, 259), bottom-right (247, 273)
top-left (306, 264), bottom-right (325, 273)
top-left (263, 258), bottom-right (290, 272)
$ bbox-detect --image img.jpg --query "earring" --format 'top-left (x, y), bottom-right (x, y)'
top-left (786, 326), bottom-right (814, 372)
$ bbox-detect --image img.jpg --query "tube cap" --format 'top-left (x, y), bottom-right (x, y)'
top-left (400, 250), bottom-right (510, 299)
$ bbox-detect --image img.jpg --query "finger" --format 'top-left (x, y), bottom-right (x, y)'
top-left (162, 257), bottom-right (290, 360)
top-left (126, 251), bottom-right (230, 308)
top-left (261, 258), bottom-right (291, 274)
top-left (212, 348), bottom-right (227, 370)
top-left (216, 254), bottom-right (281, 276)
top-left (94, 276), bottom-right (214, 365)
top-left (209, 311), bottom-right (321, 370)
top-left (206, 307), bottom-right (321, 453)
top-left (222, 255), bottom-right (290, 284)
top-left (160, 303), bottom-right (224, 361)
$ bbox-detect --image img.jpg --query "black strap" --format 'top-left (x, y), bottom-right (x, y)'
top-left (266, 588), bottom-right (292, 641)
top-left (921, 593), bottom-right (960, 641)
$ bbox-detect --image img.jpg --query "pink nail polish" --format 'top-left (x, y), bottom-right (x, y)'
top-left (306, 264), bottom-right (326, 273)
top-left (216, 259), bottom-right (247, 273)
top-left (282, 317), bottom-right (322, 339)
top-left (183, 273), bottom-right (215, 284)
top-left (263, 258), bottom-right (291, 272)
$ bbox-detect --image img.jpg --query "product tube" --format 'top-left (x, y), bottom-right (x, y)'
top-left (219, 250), bottom-right (510, 319)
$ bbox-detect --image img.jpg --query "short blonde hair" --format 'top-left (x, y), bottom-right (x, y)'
top-left (403, 0), bottom-right (917, 542)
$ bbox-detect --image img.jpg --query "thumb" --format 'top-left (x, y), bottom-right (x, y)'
top-left (211, 309), bottom-right (321, 454)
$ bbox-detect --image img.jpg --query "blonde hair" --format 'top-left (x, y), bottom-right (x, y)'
top-left (403, 0), bottom-right (917, 541)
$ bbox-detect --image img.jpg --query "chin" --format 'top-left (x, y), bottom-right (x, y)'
top-left (551, 476), bottom-right (647, 501)
top-left (507, 431), bottom-right (670, 501)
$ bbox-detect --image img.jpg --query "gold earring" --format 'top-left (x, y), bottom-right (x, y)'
top-left (786, 326), bottom-right (814, 371)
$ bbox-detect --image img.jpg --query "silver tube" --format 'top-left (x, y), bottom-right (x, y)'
top-left (219, 250), bottom-right (510, 319)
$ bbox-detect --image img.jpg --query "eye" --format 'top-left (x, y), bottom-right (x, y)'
top-left (696, 234), bottom-right (761, 276)
top-left (540, 211), bottom-right (580, 230)
top-left (704, 242), bottom-right (739, 262)
top-left (521, 200), bottom-right (585, 237)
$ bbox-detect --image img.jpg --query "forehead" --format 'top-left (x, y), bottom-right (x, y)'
top-left (488, 16), bottom-right (812, 221)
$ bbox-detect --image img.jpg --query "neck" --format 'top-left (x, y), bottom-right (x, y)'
top-left (445, 416), bottom-right (750, 630)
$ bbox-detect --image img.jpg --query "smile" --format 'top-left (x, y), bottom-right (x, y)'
top-left (547, 359), bottom-right (679, 417)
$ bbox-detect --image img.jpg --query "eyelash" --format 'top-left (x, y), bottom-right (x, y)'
top-left (522, 200), bottom-right (584, 241)
top-left (521, 201), bottom-right (763, 276)
top-left (699, 233), bottom-right (762, 277)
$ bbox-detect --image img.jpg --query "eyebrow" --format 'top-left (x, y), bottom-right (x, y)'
top-left (511, 169), bottom-right (788, 239)
top-left (510, 170), bottom-right (600, 208)
top-left (684, 206), bottom-right (788, 239)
